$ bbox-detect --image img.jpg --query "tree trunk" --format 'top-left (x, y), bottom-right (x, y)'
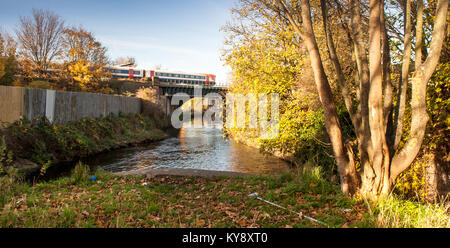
top-left (276, 0), bottom-right (360, 194)
top-left (275, 0), bottom-right (447, 200)
top-left (392, 0), bottom-right (412, 151)
top-left (300, 0), bottom-right (360, 194)
top-left (381, 0), bottom-right (393, 134)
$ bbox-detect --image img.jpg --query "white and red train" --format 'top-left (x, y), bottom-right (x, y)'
top-left (107, 66), bottom-right (216, 86)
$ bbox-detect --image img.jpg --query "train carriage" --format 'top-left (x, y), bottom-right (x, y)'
top-left (107, 66), bottom-right (216, 86)
top-left (107, 66), bottom-right (145, 80)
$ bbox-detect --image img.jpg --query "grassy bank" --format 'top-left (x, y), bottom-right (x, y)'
top-left (0, 164), bottom-right (369, 228)
top-left (0, 113), bottom-right (170, 176)
top-left (1, 163), bottom-right (448, 228)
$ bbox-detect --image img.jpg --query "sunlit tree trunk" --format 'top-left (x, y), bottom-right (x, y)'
top-left (392, 0), bottom-right (412, 151)
top-left (277, 0), bottom-right (360, 195)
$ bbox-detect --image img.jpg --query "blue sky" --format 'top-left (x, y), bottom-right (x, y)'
top-left (0, 0), bottom-right (236, 84)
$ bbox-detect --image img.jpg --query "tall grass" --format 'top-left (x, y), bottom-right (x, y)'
top-left (70, 161), bottom-right (90, 185)
top-left (368, 195), bottom-right (450, 228)
top-left (0, 167), bottom-right (28, 207)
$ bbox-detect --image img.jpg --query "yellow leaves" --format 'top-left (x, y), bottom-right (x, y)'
top-left (67, 60), bottom-right (93, 91)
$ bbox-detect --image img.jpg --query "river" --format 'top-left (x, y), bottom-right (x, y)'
top-left (88, 122), bottom-right (291, 175)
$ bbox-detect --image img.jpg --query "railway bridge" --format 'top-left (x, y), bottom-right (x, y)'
top-left (151, 81), bottom-right (228, 116)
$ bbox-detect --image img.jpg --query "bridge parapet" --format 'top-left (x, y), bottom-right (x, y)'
top-left (157, 83), bottom-right (228, 97)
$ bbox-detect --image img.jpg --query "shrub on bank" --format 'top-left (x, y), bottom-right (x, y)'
top-left (26, 80), bottom-right (53, 90)
top-left (0, 113), bottom-right (169, 174)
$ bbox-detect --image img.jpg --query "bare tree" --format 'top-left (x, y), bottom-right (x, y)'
top-left (0, 29), bottom-right (18, 57)
top-left (15, 9), bottom-right (65, 73)
top-left (275, 0), bottom-right (448, 199)
top-left (113, 56), bottom-right (137, 67)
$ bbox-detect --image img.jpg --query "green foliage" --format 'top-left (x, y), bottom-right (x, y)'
top-left (0, 165), bottom-right (26, 207)
top-left (70, 161), bottom-right (90, 185)
top-left (259, 93), bottom-right (338, 172)
top-left (395, 158), bottom-right (428, 200)
top-left (39, 160), bottom-right (52, 176)
top-left (425, 62), bottom-right (449, 152)
top-left (222, 0), bottom-right (356, 177)
top-left (0, 136), bottom-right (13, 174)
top-left (367, 195), bottom-right (450, 228)
top-left (394, 62), bottom-right (449, 200)
top-left (5, 114), bottom-right (168, 169)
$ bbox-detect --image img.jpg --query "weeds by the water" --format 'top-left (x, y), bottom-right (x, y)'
top-left (0, 113), bottom-right (168, 172)
top-left (71, 162), bottom-right (90, 185)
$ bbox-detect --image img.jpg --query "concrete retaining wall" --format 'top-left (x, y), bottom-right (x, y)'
top-left (0, 86), bottom-right (142, 124)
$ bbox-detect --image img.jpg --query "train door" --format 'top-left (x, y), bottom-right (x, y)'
top-left (129, 69), bottom-right (134, 79)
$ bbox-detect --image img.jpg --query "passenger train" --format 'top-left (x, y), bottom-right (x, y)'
top-left (106, 66), bottom-right (216, 86)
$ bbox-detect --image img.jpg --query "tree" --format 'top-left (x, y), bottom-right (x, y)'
top-left (0, 31), bottom-right (18, 85)
top-left (15, 9), bottom-right (65, 74)
top-left (0, 30), bottom-right (18, 57)
top-left (61, 26), bottom-right (110, 93)
top-left (0, 56), bottom-right (17, 86)
top-left (273, 0), bottom-right (448, 199)
top-left (113, 56), bottom-right (137, 67)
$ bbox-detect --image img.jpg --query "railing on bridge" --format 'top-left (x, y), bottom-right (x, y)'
top-left (152, 78), bottom-right (228, 97)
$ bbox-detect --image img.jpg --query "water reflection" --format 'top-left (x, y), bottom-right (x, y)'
top-left (88, 122), bottom-right (291, 175)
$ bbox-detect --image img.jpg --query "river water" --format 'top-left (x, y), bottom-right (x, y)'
top-left (88, 122), bottom-right (291, 175)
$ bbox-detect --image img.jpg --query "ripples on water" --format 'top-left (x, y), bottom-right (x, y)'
top-left (89, 122), bottom-right (291, 175)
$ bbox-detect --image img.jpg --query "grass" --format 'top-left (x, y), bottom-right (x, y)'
top-left (0, 163), bottom-right (448, 228)
top-left (0, 164), bottom-right (369, 228)
top-left (366, 195), bottom-right (450, 228)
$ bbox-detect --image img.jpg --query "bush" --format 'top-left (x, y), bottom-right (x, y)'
top-left (70, 161), bottom-right (90, 185)
top-left (4, 113), bottom-right (168, 171)
top-left (27, 80), bottom-right (53, 90)
top-left (0, 56), bottom-right (17, 86)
